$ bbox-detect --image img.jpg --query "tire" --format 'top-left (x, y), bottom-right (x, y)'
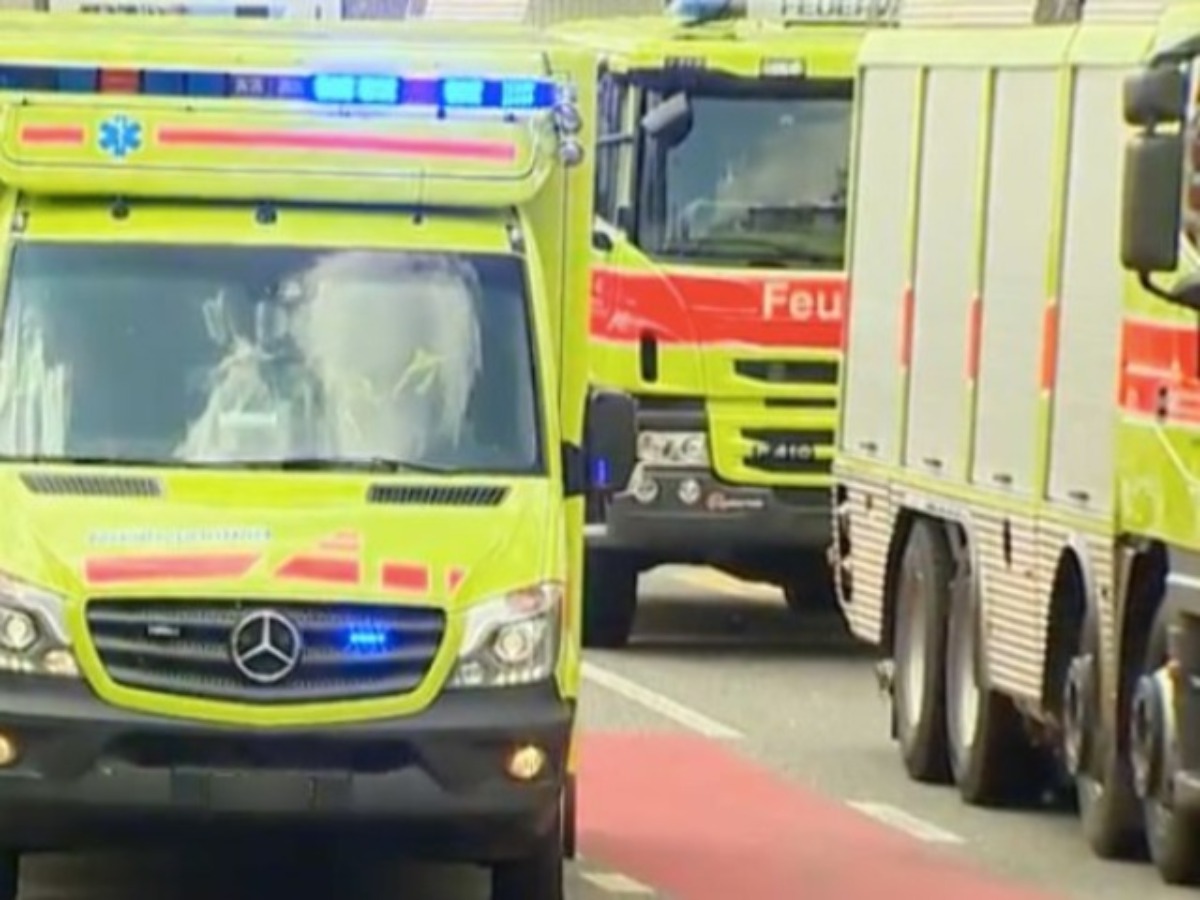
top-left (783, 557), bottom-right (838, 615)
top-left (582, 550), bottom-right (638, 649)
top-left (944, 568), bottom-right (1030, 805)
top-left (491, 804), bottom-right (564, 900)
top-left (562, 773), bottom-right (578, 860)
top-left (0, 851), bottom-right (18, 900)
top-left (1137, 602), bottom-right (1200, 885)
top-left (892, 518), bottom-right (952, 784)
top-left (1066, 604), bottom-right (1142, 859)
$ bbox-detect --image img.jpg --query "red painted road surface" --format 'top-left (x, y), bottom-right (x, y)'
top-left (579, 733), bottom-right (1061, 900)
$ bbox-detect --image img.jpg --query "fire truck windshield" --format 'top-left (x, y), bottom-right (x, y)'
top-left (635, 80), bottom-right (852, 270)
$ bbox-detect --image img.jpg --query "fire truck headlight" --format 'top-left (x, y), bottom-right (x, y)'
top-left (637, 431), bottom-right (708, 467)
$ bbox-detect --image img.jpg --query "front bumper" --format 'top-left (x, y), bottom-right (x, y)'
top-left (593, 467), bottom-right (830, 556)
top-left (0, 676), bottom-right (570, 859)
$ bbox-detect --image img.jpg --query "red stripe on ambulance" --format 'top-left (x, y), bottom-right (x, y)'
top-left (19, 125), bottom-right (85, 145)
top-left (381, 562), bottom-right (431, 594)
top-left (275, 555), bottom-right (360, 585)
top-left (85, 552), bottom-right (259, 584)
top-left (156, 126), bottom-right (516, 161)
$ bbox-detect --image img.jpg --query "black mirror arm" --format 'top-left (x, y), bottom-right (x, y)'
top-left (1139, 271), bottom-right (1200, 311)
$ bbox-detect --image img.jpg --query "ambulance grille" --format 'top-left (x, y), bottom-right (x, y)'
top-left (367, 484), bottom-right (509, 507)
top-left (85, 600), bottom-right (446, 704)
top-left (19, 472), bottom-right (163, 498)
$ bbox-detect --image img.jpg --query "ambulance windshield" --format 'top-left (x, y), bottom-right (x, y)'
top-left (0, 244), bottom-right (543, 475)
top-left (636, 80), bottom-right (851, 269)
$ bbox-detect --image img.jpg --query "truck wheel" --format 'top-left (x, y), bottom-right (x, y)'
top-left (892, 519), bottom-right (952, 784)
top-left (0, 851), bottom-right (16, 900)
top-left (491, 804), bottom-right (564, 900)
top-left (783, 557), bottom-right (838, 614)
top-left (1132, 602), bottom-right (1200, 885)
top-left (944, 569), bottom-right (1029, 805)
top-left (562, 773), bottom-right (578, 860)
top-left (1064, 605), bottom-right (1141, 859)
top-left (582, 550), bottom-right (638, 649)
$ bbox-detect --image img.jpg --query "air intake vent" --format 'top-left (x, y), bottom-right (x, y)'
top-left (20, 472), bottom-right (162, 498)
top-left (367, 484), bottom-right (509, 507)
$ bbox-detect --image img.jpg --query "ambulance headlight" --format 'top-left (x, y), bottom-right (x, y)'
top-left (0, 572), bottom-right (77, 678)
top-left (449, 581), bottom-right (562, 689)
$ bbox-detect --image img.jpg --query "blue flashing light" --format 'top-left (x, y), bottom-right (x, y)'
top-left (345, 627), bottom-right (391, 651)
top-left (57, 68), bottom-right (98, 93)
top-left (355, 75), bottom-right (399, 104)
top-left (143, 70), bottom-right (185, 95)
top-left (590, 456), bottom-right (611, 489)
top-left (187, 72), bottom-right (228, 97)
top-left (441, 77), bottom-right (485, 107)
top-left (0, 63), bottom-right (559, 112)
top-left (501, 79), bottom-right (538, 109)
top-left (312, 73), bottom-right (356, 104)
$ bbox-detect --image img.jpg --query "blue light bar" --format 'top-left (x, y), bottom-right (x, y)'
top-left (0, 63), bottom-right (558, 110)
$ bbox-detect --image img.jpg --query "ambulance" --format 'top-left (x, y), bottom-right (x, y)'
top-left (832, 0), bottom-right (1200, 884)
top-left (0, 11), bottom-right (628, 899)
top-left (554, 0), bottom-right (896, 648)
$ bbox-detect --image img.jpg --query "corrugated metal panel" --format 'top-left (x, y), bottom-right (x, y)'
top-left (417, 0), bottom-right (660, 24)
top-left (525, 0), bottom-right (662, 25)
top-left (899, 0), bottom-right (1037, 26)
top-left (419, 0), bottom-right (526, 21)
top-left (342, 0), bottom-right (413, 17)
top-left (1080, 0), bottom-right (1167, 22)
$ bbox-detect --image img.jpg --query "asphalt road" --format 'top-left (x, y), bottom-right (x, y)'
top-left (16, 564), bottom-right (1200, 900)
top-left (574, 565), bottom-right (1200, 900)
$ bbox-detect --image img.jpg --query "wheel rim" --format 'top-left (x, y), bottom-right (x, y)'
top-left (946, 594), bottom-right (980, 764)
top-left (1062, 652), bottom-right (1094, 778)
top-left (897, 565), bottom-right (927, 732)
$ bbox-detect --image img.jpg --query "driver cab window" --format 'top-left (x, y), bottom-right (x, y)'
top-left (595, 73), bottom-right (629, 225)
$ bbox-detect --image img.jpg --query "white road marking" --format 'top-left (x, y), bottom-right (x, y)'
top-left (583, 872), bottom-right (657, 894)
top-left (582, 661), bottom-right (744, 740)
top-left (846, 801), bottom-right (965, 844)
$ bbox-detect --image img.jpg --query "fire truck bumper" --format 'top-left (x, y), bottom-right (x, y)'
top-left (591, 467), bottom-right (830, 555)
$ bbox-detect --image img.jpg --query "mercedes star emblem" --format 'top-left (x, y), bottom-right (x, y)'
top-left (229, 609), bottom-right (303, 685)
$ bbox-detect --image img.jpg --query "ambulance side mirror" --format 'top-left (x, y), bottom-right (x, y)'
top-left (1120, 131), bottom-right (1183, 275)
top-left (640, 92), bottom-right (692, 148)
top-left (584, 389), bottom-right (637, 494)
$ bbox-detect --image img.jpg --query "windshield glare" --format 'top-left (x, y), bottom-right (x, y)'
top-left (638, 88), bottom-right (852, 269)
top-left (0, 243), bottom-right (542, 474)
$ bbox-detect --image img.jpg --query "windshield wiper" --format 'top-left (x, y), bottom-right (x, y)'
top-left (0, 454), bottom-right (463, 475)
top-left (0, 454), bottom-right (178, 468)
top-left (267, 456), bottom-right (463, 475)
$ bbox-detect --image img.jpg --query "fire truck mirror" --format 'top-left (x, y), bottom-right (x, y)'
top-left (640, 92), bottom-right (693, 148)
top-left (1123, 65), bottom-right (1186, 128)
top-left (1120, 132), bottom-right (1183, 275)
top-left (584, 389), bottom-right (638, 494)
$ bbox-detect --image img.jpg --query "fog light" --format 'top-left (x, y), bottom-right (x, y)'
top-left (507, 744), bottom-right (547, 781)
top-left (0, 611), bottom-right (36, 653)
top-left (42, 649), bottom-right (78, 677)
top-left (0, 734), bottom-right (19, 767)
top-left (633, 474), bottom-right (659, 504)
top-left (678, 478), bottom-right (702, 505)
